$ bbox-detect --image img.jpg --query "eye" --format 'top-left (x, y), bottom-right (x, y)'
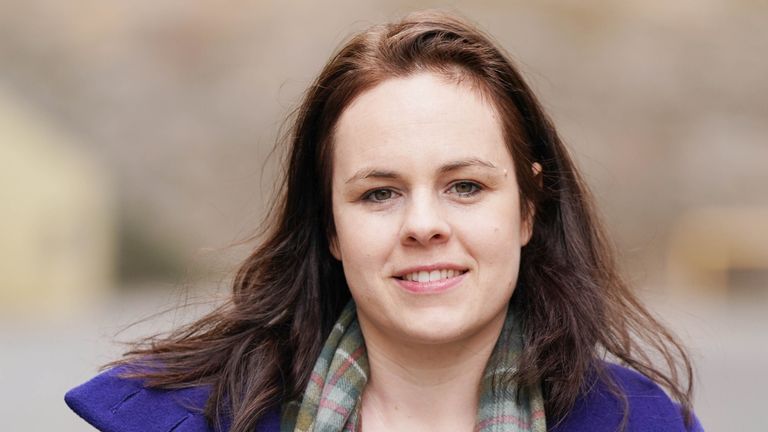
top-left (362, 188), bottom-right (396, 203)
top-left (448, 181), bottom-right (482, 197)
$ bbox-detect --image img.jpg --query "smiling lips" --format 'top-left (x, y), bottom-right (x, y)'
top-left (401, 269), bottom-right (464, 282)
top-left (394, 265), bottom-right (468, 294)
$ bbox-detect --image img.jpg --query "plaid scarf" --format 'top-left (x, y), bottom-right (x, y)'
top-left (281, 302), bottom-right (546, 432)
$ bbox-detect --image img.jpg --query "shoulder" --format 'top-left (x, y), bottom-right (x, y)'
top-left (65, 367), bottom-right (282, 432)
top-left (65, 366), bottom-right (216, 432)
top-left (550, 363), bottom-right (703, 432)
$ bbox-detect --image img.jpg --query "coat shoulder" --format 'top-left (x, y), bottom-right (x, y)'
top-left (65, 366), bottom-right (216, 432)
top-left (551, 363), bottom-right (703, 432)
top-left (65, 367), bottom-right (282, 432)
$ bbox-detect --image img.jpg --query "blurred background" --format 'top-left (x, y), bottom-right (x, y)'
top-left (1, 0), bottom-right (766, 430)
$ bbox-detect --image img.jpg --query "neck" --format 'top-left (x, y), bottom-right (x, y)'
top-left (358, 308), bottom-right (507, 431)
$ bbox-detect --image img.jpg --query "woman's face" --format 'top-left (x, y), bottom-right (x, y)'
top-left (330, 72), bottom-right (533, 347)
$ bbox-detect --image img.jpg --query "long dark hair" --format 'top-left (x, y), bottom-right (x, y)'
top-left (115, 10), bottom-right (693, 431)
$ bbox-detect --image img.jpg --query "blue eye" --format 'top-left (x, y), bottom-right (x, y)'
top-left (449, 181), bottom-right (481, 197)
top-left (363, 188), bottom-right (395, 202)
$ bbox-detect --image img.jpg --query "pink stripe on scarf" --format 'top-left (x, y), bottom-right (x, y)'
top-left (328, 346), bottom-right (366, 386)
top-left (475, 415), bottom-right (531, 430)
top-left (319, 398), bottom-right (351, 417)
top-left (310, 372), bottom-right (325, 388)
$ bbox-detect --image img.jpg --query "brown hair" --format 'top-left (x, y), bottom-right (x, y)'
top-left (116, 10), bottom-right (693, 431)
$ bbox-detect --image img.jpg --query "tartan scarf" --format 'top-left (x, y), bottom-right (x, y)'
top-left (281, 302), bottom-right (546, 432)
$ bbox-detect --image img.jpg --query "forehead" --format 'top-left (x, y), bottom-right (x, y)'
top-left (332, 72), bottom-right (511, 173)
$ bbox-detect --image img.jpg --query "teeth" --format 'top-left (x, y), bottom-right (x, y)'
top-left (403, 269), bottom-right (464, 282)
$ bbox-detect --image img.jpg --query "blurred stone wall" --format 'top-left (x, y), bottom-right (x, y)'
top-left (0, 92), bottom-right (114, 317)
top-left (1, 0), bottom-right (766, 294)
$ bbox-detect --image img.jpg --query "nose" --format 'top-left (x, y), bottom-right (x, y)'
top-left (400, 192), bottom-right (452, 247)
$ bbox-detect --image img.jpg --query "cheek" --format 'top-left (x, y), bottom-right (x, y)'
top-left (457, 201), bottom-right (524, 274)
top-left (334, 209), bottom-right (400, 277)
top-left (469, 223), bottom-right (522, 264)
top-left (463, 195), bottom-right (522, 238)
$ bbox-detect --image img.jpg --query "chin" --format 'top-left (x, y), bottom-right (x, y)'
top-left (394, 310), bottom-right (480, 345)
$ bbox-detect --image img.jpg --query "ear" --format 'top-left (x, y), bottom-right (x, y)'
top-left (520, 162), bottom-right (542, 246)
top-left (532, 162), bottom-right (543, 188)
top-left (329, 234), bottom-right (342, 261)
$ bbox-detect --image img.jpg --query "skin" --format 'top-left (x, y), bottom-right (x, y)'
top-left (330, 72), bottom-right (536, 431)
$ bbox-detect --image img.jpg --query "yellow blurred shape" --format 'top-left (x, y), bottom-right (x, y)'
top-left (0, 91), bottom-right (115, 320)
top-left (667, 207), bottom-right (768, 297)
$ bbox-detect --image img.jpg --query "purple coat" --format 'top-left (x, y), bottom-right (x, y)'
top-left (65, 363), bottom-right (703, 431)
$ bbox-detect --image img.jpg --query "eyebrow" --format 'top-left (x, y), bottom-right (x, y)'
top-left (344, 157), bottom-right (498, 184)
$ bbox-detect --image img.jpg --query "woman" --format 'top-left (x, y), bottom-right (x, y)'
top-left (66, 10), bottom-right (702, 432)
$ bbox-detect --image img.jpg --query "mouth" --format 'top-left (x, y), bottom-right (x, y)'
top-left (394, 268), bottom-right (469, 283)
top-left (392, 264), bottom-right (469, 294)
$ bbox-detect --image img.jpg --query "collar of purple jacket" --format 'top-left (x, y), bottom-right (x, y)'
top-left (65, 362), bottom-right (702, 432)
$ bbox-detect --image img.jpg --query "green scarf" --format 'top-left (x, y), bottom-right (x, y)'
top-left (281, 302), bottom-right (546, 432)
